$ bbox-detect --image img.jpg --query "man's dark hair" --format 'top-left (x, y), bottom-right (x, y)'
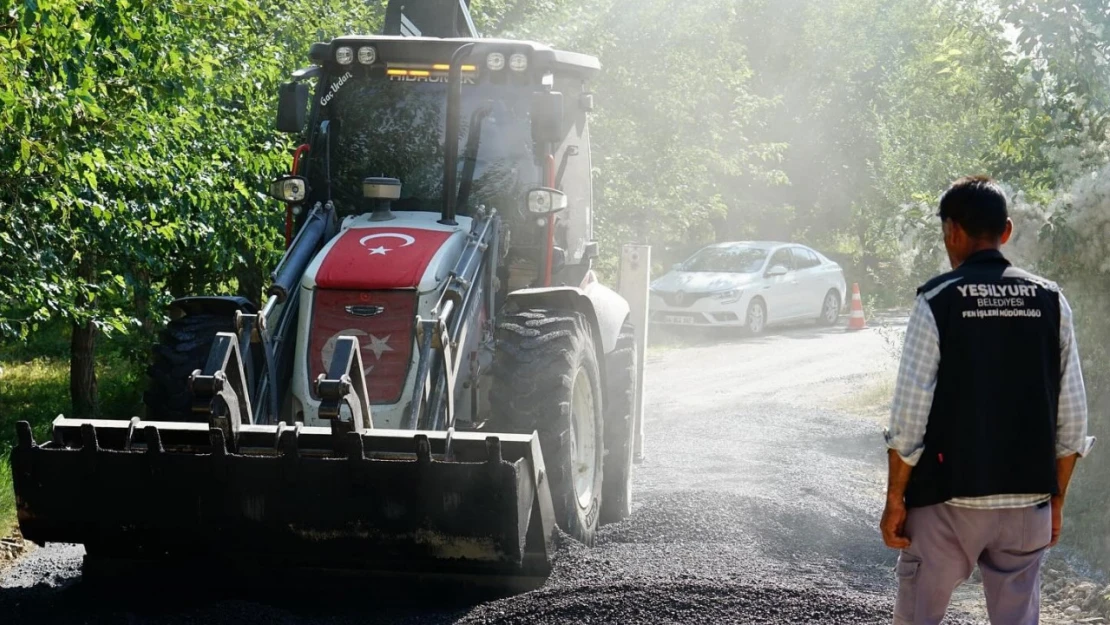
top-left (938, 175), bottom-right (1009, 239)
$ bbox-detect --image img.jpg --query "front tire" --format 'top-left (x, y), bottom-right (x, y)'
top-left (144, 313), bottom-right (235, 420)
top-left (490, 310), bottom-right (605, 545)
top-left (745, 298), bottom-right (767, 335)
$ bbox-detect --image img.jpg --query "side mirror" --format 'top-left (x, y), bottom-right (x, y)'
top-left (276, 82), bottom-right (308, 133)
top-left (531, 91), bottom-right (564, 144)
top-left (766, 264), bottom-right (789, 277)
top-left (526, 187), bottom-right (568, 215)
top-left (269, 175), bottom-right (308, 203)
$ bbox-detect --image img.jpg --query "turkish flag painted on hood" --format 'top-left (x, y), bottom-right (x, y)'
top-left (315, 227), bottom-right (454, 290)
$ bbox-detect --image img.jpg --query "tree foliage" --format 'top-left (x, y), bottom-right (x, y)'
top-left (0, 0), bottom-right (375, 340)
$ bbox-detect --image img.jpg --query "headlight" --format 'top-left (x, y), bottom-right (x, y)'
top-left (357, 46), bottom-right (377, 65)
top-left (268, 175), bottom-right (308, 203)
top-left (487, 52), bottom-right (506, 71)
top-left (509, 53), bottom-right (528, 72)
top-left (714, 289), bottom-right (742, 303)
top-left (335, 46), bottom-right (354, 65)
top-left (526, 187), bottom-right (568, 214)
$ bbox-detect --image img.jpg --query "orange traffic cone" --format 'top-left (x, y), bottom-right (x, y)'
top-left (847, 283), bottom-right (867, 331)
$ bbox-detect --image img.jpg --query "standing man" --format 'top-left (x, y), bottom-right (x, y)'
top-left (881, 176), bottom-right (1094, 625)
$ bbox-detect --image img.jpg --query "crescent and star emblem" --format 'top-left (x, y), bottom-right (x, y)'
top-left (359, 232), bottom-right (416, 256)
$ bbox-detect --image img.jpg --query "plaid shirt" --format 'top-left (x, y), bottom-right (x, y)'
top-left (885, 290), bottom-right (1095, 509)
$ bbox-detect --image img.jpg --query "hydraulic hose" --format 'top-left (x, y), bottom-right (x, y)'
top-left (269, 204), bottom-right (328, 303)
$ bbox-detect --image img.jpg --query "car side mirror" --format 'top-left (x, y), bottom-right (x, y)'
top-left (766, 264), bottom-right (789, 277)
top-left (531, 91), bottom-right (564, 144)
top-left (526, 187), bottom-right (568, 215)
top-left (268, 175), bottom-right (308, 203)
top-left (276, 82), bottom-right (308, 133)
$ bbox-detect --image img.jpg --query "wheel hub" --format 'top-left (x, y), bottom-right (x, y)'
top-left (749, 303), bottom-right (765, 333)
top-left (569, 368), bottom-right (598, 510)
top-left (824, 293), bottom-right (838, 322)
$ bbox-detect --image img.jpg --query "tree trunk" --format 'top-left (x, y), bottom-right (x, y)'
top-left (70, 253), bottom-right (99, 419)
top-left (70, 318), bottom-right (98, 419)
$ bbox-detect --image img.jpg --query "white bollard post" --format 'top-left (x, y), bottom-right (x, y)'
top-left (619, 244), bottom-right (650, 463)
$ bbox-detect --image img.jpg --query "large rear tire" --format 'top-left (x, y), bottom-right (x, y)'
top-left (600, 320), bottom-right (637, 524)
top-left (490, 310), bottom-right (604, 545)
top-left (143, 313), bottom-right (235, 420)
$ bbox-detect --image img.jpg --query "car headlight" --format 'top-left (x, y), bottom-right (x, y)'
top-left (714, 289), bottom-right (743, 303)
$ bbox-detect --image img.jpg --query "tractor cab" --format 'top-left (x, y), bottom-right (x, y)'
top-left (275, 36), bottom-right (601, 291)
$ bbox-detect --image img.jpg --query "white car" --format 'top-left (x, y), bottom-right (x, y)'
top-left (650, 241), bottom-right (848, 334)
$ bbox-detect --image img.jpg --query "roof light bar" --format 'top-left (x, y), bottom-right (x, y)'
top-left (387, 64), bottom-right (477, 77)
top-left (432, 63), bottom-right (478, 72)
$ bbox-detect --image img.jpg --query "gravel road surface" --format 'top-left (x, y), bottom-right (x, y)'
top-left (2, 319), bottom-right (991, 624)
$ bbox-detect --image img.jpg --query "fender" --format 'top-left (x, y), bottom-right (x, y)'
top-left (504, 283), bottom-right (630, 356)
top-left (168, 296), bottom-right (258, 320)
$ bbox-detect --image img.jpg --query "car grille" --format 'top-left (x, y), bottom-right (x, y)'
top-left (656, 291), bottom-right (711, 308)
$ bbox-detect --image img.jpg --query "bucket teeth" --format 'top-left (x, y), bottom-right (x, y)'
top-left (279, 424), bottom-right (299, 457)
top-left (81, 423), bottom-right (99, 452)
top-left (485, 436), bottom-right (503, 465)
top-left (144, 426), bottom-right (164, 455)
top-left (415, 434), bottom-right (432, 464)
top-left (15, 421), bottom-right (34, 449)
top-left (346, 431), bottom-right (364, 462)
top-left (210, 428), bottom-right (228, 456)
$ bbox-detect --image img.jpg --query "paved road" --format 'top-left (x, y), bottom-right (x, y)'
top-left (3, 319), bottom-right (988, 624)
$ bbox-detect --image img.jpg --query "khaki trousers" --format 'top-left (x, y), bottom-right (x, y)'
top-left (894, 502), bottom-right (1051, 625)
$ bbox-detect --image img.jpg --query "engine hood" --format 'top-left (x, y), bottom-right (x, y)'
top-left (651, 271), bottom-right (757, 294)
top-left (301, 212), bottom-right (471, 293)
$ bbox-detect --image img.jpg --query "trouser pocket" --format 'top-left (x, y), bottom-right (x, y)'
top-left (1021, 503), bottom-right (1052, 553)
top-left (894, 553), bottom-right (921, 623)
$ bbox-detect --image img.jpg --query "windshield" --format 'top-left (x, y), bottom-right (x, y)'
top-left (681, 246), bottom-right (768, 273)
top-left (317, 75), bottom-right (538, 215)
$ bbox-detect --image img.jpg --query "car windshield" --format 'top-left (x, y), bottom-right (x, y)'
top-left (316, 74), bottom-right (538, 215)
top-left (681, 246), bottom-right (769, 273)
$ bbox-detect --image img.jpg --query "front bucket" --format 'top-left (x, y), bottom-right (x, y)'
top-left (11, 417), bottom-right (556, 589)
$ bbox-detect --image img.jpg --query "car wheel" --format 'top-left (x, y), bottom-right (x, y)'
top-left (746, 298), bottom-right (766, 335)
top-left (818, 289), bottom-right (840, 326)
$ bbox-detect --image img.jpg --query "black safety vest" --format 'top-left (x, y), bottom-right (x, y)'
top-left (904, 250), bottom-right (1061, 508)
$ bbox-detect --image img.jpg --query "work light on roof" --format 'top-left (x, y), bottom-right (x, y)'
top-left (509, 53), bottom-right (528, 72)
top-left (335, 46), bottom-right (354, 65)
top-left (487, 52), bottom-right (506, 71)
top-left (357, 46), bottom-right (377, 65)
